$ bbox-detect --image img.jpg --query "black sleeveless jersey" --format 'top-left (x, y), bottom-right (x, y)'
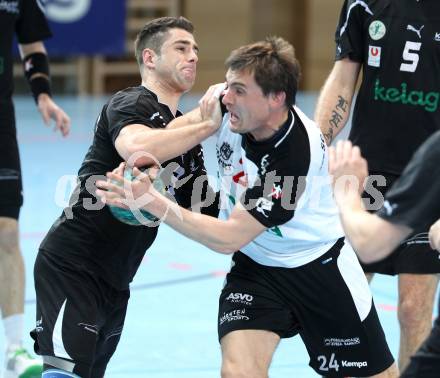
top-left (335, 0), bottom-right (440, 175)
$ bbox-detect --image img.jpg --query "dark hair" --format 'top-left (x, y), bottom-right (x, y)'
top-left (225, 36), bottom-right (301, 107)
top-left (134, 16), bottom-right (194, 66)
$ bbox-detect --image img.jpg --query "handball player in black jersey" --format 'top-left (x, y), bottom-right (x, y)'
top-left (330, 132), bottom-right (440, 378)
top-left (31, 17), bottom-right (218, 378)
top-left (315, 0), bottom-right (440, 370)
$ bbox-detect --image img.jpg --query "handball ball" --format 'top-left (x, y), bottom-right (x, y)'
top-left (108, 167), bottom-right (166, 226)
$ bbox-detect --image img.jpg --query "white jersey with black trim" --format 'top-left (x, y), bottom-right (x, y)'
top-left (216, 106), bottom-right (345, 268)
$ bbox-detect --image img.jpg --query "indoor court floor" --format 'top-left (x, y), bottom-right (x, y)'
top-left (1, 93), bottom-right (437, 377)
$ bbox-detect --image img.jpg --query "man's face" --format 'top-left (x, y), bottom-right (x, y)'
top-left (222, 69), bottom-right (271, 136)
top-left (154, 28), bottom-right (199, 93)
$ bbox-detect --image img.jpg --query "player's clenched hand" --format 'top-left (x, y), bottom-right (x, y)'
top-left (329, 140), bottom-right (368, 192)
top-left (199, 83), bottom-right (225, 130)
top-left (329, 140), bottom-right (368, 206)
top-left (96, 165), bottom-right (156, 210)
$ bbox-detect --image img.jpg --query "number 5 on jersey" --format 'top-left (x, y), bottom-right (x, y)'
top-left (400, 41), bottom-right (421, 72)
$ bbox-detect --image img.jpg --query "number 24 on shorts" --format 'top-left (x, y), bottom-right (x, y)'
top-left (318, 353), bottom-right (339, 372)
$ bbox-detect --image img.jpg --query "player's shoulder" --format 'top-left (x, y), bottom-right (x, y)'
top-left (344, 0), bottom-right (389, 8)
top-left (292, 106), bottom-right (321, 141)
top-left (341, 0), bottom-right (392, 15)
top-left (109, 86), bottom-right (153, 105)
top-left (107, 86), bottom-right (159, 115)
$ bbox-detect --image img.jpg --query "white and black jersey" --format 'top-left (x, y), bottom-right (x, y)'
top-left (336, 0), bottom-right (440, 175)
top-left (377, 131), bottom-right (440, 233)
top-left (217, 107), bottom-right (344, 268)
top-left (40, 86), bottom-right (207, 290)
top-left (216, 108), bottom-right (395, 376)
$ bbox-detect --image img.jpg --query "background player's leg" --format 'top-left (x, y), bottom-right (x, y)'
top-left (0, 217), bottom-right (42, 377)
top-left (401, 310), bottom-right (440, 378)
top-left (220, 329), bottom-right (280, 378)
top-left (0, 218), bottom-right (24, 319)
top-left (398, 274), bottom-right (439, 370)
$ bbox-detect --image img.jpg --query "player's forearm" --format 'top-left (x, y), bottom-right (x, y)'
top-left (19, 41), bottom-right (46, 59)
top-left (315, 60), bottom-right (360, 145)
top-left (119, 120), bottom-right (215, 166)
top-left (338, 200), bottom-right (411, 263)
top-left (339, 205), bottom-right (380, 261)
top-left (144, 192), bottom-right (239, 254)
top-left (166, 108), bottom-right (202, 129)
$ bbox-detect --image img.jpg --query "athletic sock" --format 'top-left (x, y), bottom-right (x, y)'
top-left (3, 313), bottom-right (24, 351)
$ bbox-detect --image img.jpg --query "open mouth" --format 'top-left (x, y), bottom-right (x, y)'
top-left (229, 112), bottom-right (239, 123)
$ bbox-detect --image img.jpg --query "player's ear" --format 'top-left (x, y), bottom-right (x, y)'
top-left (270, 91), bottom-right (286, 108)
top-left (142, 48), bottom-right (156, 69)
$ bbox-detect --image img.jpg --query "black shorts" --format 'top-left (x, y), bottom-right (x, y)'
top-left (218, 239), bottom-right (394, 377)
top-left (401, 296), bottom-right (440, 378)
top-left (361, 172), bottom-right (440, 275)
top-left (0, 99), bottom-right (23, 219)
top-left (31, 250), bottom-right (130, 378)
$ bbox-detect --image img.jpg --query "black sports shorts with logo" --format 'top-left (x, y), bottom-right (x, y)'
top-left (31, 250), bottom-right (129, 378)
top-left (0, 100), bottom-right (23, 219)
top-left (218, 239), bottom-right (394, 377)
top-left (361, 172), bottom-right (440, 275)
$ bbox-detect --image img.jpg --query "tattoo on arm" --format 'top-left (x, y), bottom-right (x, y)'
top-left (323, 128), bottom-right (334, 145)
top-left (325, 95), bottom-right (349, 145)
top-left (336, 95), bottom-right (349, 113)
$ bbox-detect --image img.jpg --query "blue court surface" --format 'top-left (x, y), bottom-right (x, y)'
top-left (3, 94), bottom-right (438, 377)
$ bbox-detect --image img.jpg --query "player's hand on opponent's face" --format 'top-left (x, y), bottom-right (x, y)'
top-left (198, 83), bottom-right (226, 130)
top-left (429, 219), bottom-right (440, 251)
top-left (328, 140), bottom-right (368, 204)
top-left (37, 93), bottom-right (71, 137)
top-left (96, 163), bottom-right (156, 210)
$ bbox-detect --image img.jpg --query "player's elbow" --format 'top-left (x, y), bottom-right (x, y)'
top-left (351, 238), bottom-right (390, 264)
top-left (355, 249), bottom-right (378, 264)
top-left (211, 238), bottom-right (248, 255)
top-left (211, 243), bottom-right (237, 255)
top-left (117, 140), bottom-right (160, 167)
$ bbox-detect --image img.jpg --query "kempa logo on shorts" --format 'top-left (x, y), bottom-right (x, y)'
top-left (341, 360), bottom-right (368, 368)
top-left (219, 309), bottom-right (249, 325)
top-left (374, 79), bottom-right (439, 112)
top-left (226, 292), bottom-right (254, 305)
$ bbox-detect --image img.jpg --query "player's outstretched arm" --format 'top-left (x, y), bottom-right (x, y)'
top-left (329, 141), bottom-right (412, 262)
top-left (96, 165), bottom-right (265, 254)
